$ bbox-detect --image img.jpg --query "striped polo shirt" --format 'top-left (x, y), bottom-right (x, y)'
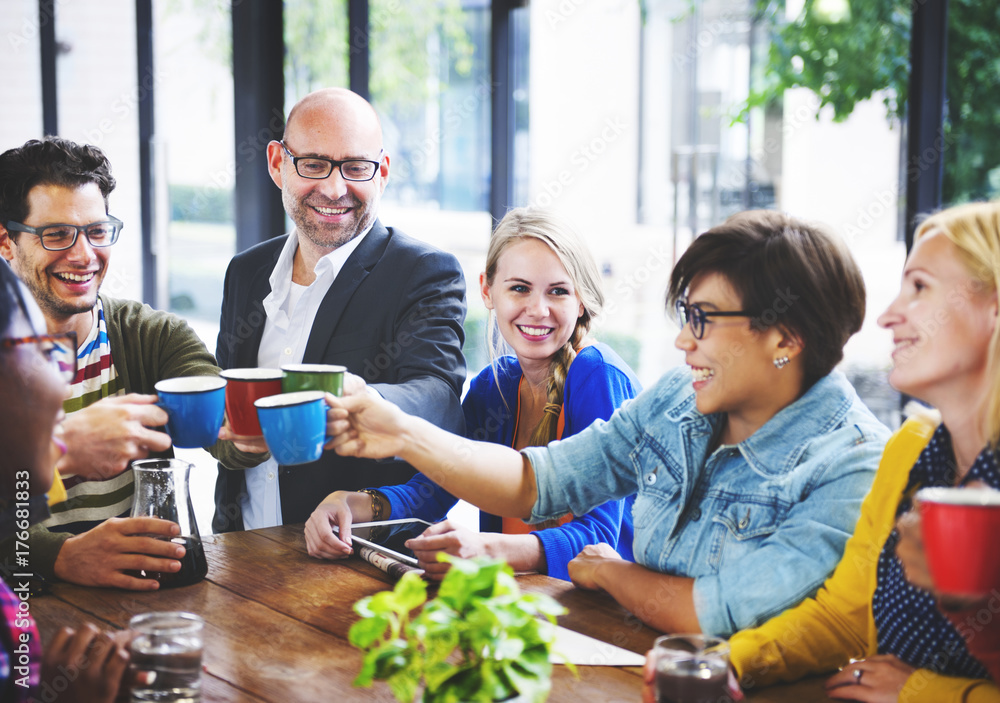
top-left (43, 299), bottom-right (132, 532)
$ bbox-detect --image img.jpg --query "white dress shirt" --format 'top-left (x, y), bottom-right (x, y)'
top-left (240, 225), bottom-right (371, 529)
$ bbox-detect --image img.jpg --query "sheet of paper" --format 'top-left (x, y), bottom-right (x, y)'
top-left (550, 624), bottom-right (646, 667)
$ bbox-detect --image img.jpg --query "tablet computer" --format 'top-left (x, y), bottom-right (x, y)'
top-left (333, 518), bottom-right (433, 567)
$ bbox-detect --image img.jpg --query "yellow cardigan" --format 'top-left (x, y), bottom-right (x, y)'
top-left (730, 414), bottom-right (1000, 702)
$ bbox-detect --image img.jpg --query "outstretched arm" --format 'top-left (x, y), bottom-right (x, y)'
top-left (328, 392), bottom-right (537, 519)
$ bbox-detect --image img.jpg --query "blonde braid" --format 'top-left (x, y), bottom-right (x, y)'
top-left (526, 324), bottom-right (586, 531)
top-left (529, 323), bottom-right (586, 447)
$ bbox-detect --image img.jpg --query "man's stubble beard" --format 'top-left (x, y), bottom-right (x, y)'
top-left (15, 256), bottom-right (100, 323)
top-left (285, 190), bottom-right (378, 252)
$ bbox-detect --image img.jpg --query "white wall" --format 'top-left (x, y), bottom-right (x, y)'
top-left (1, 0), bottom-right (44, 142)
top-left (781, 88), bottom-right (905, 367)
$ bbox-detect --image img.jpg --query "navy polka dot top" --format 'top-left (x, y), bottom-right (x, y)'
top-left (872, 423), bottom-right (1000, 678)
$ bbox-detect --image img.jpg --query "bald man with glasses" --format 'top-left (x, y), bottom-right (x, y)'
top-left (212, 87), bottom-right (467, 534)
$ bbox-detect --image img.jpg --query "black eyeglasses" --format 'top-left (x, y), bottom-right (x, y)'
top-left (6, 217), bottom-right (123, 252)
top-left (675, 300), bottom-right (754, 340)
top-left (1, 331), bottom-right (78, 383)
top-left (279, 141), bottom-right (383, 182)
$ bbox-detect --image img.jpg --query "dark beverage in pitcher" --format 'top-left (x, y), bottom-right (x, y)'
top-left (129, 459), bottom-right (209, 588)
top-left (127, 536), bottom-right (208, 588)
top-left (656, 658), bottom-right (732, 703)
top-left (159, 536), bottom-right (208, 587)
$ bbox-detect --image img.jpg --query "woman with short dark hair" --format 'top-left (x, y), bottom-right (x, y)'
top-left (704, 202), bottom-right (1000, 702)
top-left (323, 209), bottom-right (890, 637)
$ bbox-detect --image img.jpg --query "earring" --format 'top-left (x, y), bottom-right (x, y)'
top-left (773, 355), bottom-right (790, 369)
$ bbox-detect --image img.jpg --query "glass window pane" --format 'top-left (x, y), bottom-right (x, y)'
top-left (631, 0), bottom-right (905, 425)
top-left (511, 6), bottom-right (530, 208)
top-left (155, 0), bottom-right (235, 326)
top-left (284, 0), bottom-right (349, 96)
top-left (369, 0), bottom-right (494, 372)
top-left (1, 0), bottom-right (44, 141)
top-left (370, 0), bottom-right (490, 212)
top-left (942, 0), bottom-right (1000, 206)
top-left (54, 0), bottom-right (144, 301)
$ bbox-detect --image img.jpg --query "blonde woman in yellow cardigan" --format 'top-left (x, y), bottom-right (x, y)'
top-left (641, 201), bottom-right (1000, 702)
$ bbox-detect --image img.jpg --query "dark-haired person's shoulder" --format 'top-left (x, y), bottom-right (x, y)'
top-left (824, 370), bottom-right (892, 441)
top-left (794, 370), bottom-right (891, 467)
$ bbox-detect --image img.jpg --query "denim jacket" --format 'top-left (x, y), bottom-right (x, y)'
top-left (523, 366), bottom-right (890, 636)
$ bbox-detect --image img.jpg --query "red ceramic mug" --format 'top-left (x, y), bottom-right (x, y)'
top-left (219, 368), bottom-right (284, 436)
top-left (917, 486), bottom-right (1000, 596)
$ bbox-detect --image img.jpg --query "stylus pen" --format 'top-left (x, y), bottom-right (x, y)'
top-left (331, 525), bottom-right (420, 566)
top-left (348, 519), bottom-right (434, 529)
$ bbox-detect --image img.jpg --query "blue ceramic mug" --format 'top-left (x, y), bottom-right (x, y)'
top-left (254, 390), bottom-right (328, 465)
top-left (154, 376), bottom-right (227, 449)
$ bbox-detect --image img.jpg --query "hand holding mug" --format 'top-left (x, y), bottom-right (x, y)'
top-left (913, 485), bottom-right (1000, 600)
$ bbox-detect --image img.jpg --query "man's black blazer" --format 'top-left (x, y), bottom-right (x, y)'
top-left (212, 220), bottom-right (467, 532)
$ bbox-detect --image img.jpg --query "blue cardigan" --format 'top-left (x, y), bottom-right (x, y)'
top-left (378, 342), bottom-right (641, 581)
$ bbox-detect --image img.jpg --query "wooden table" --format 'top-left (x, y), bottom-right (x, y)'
top-left (30, 525), bottom-right (831, 702)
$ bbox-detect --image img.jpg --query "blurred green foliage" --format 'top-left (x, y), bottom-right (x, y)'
top-left (743, 0), bottom-right (1000, 204)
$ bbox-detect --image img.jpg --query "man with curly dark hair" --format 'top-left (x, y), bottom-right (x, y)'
top-left (0, 137), bottom-right (249, 591)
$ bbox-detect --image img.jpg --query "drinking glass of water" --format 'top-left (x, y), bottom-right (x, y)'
top-left (128, 611), bottom-right (204, 702)
top-left (653, 634), bottom-right (732, 703)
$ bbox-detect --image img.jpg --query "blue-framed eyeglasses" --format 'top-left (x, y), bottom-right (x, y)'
top-left (675, 300), bottom-right (754, 339)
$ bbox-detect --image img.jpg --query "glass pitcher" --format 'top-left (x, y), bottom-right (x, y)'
top-left (130, 458), bottom-right (208, 588)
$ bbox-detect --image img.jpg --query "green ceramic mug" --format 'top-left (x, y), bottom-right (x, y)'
top-left (281, 363), bottom-right (346, 396)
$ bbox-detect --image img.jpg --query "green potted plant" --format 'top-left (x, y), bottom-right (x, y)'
top-left (349, 556), bottom-right (572, 703)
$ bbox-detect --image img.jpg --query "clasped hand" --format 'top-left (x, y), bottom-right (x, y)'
top-left (57, 394), bottom-right (171, 480)
top-left (42, 624), bottom-right (133, 703)
top-left (54, 517), bottom-right (185, 590)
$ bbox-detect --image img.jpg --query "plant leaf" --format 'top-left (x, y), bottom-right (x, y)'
top-left (348, 613), bottom-right (391, 648)
top-left (394, 570), bottom-right (429, 611)
top-left (388, 666), bottom-right (421, 703)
